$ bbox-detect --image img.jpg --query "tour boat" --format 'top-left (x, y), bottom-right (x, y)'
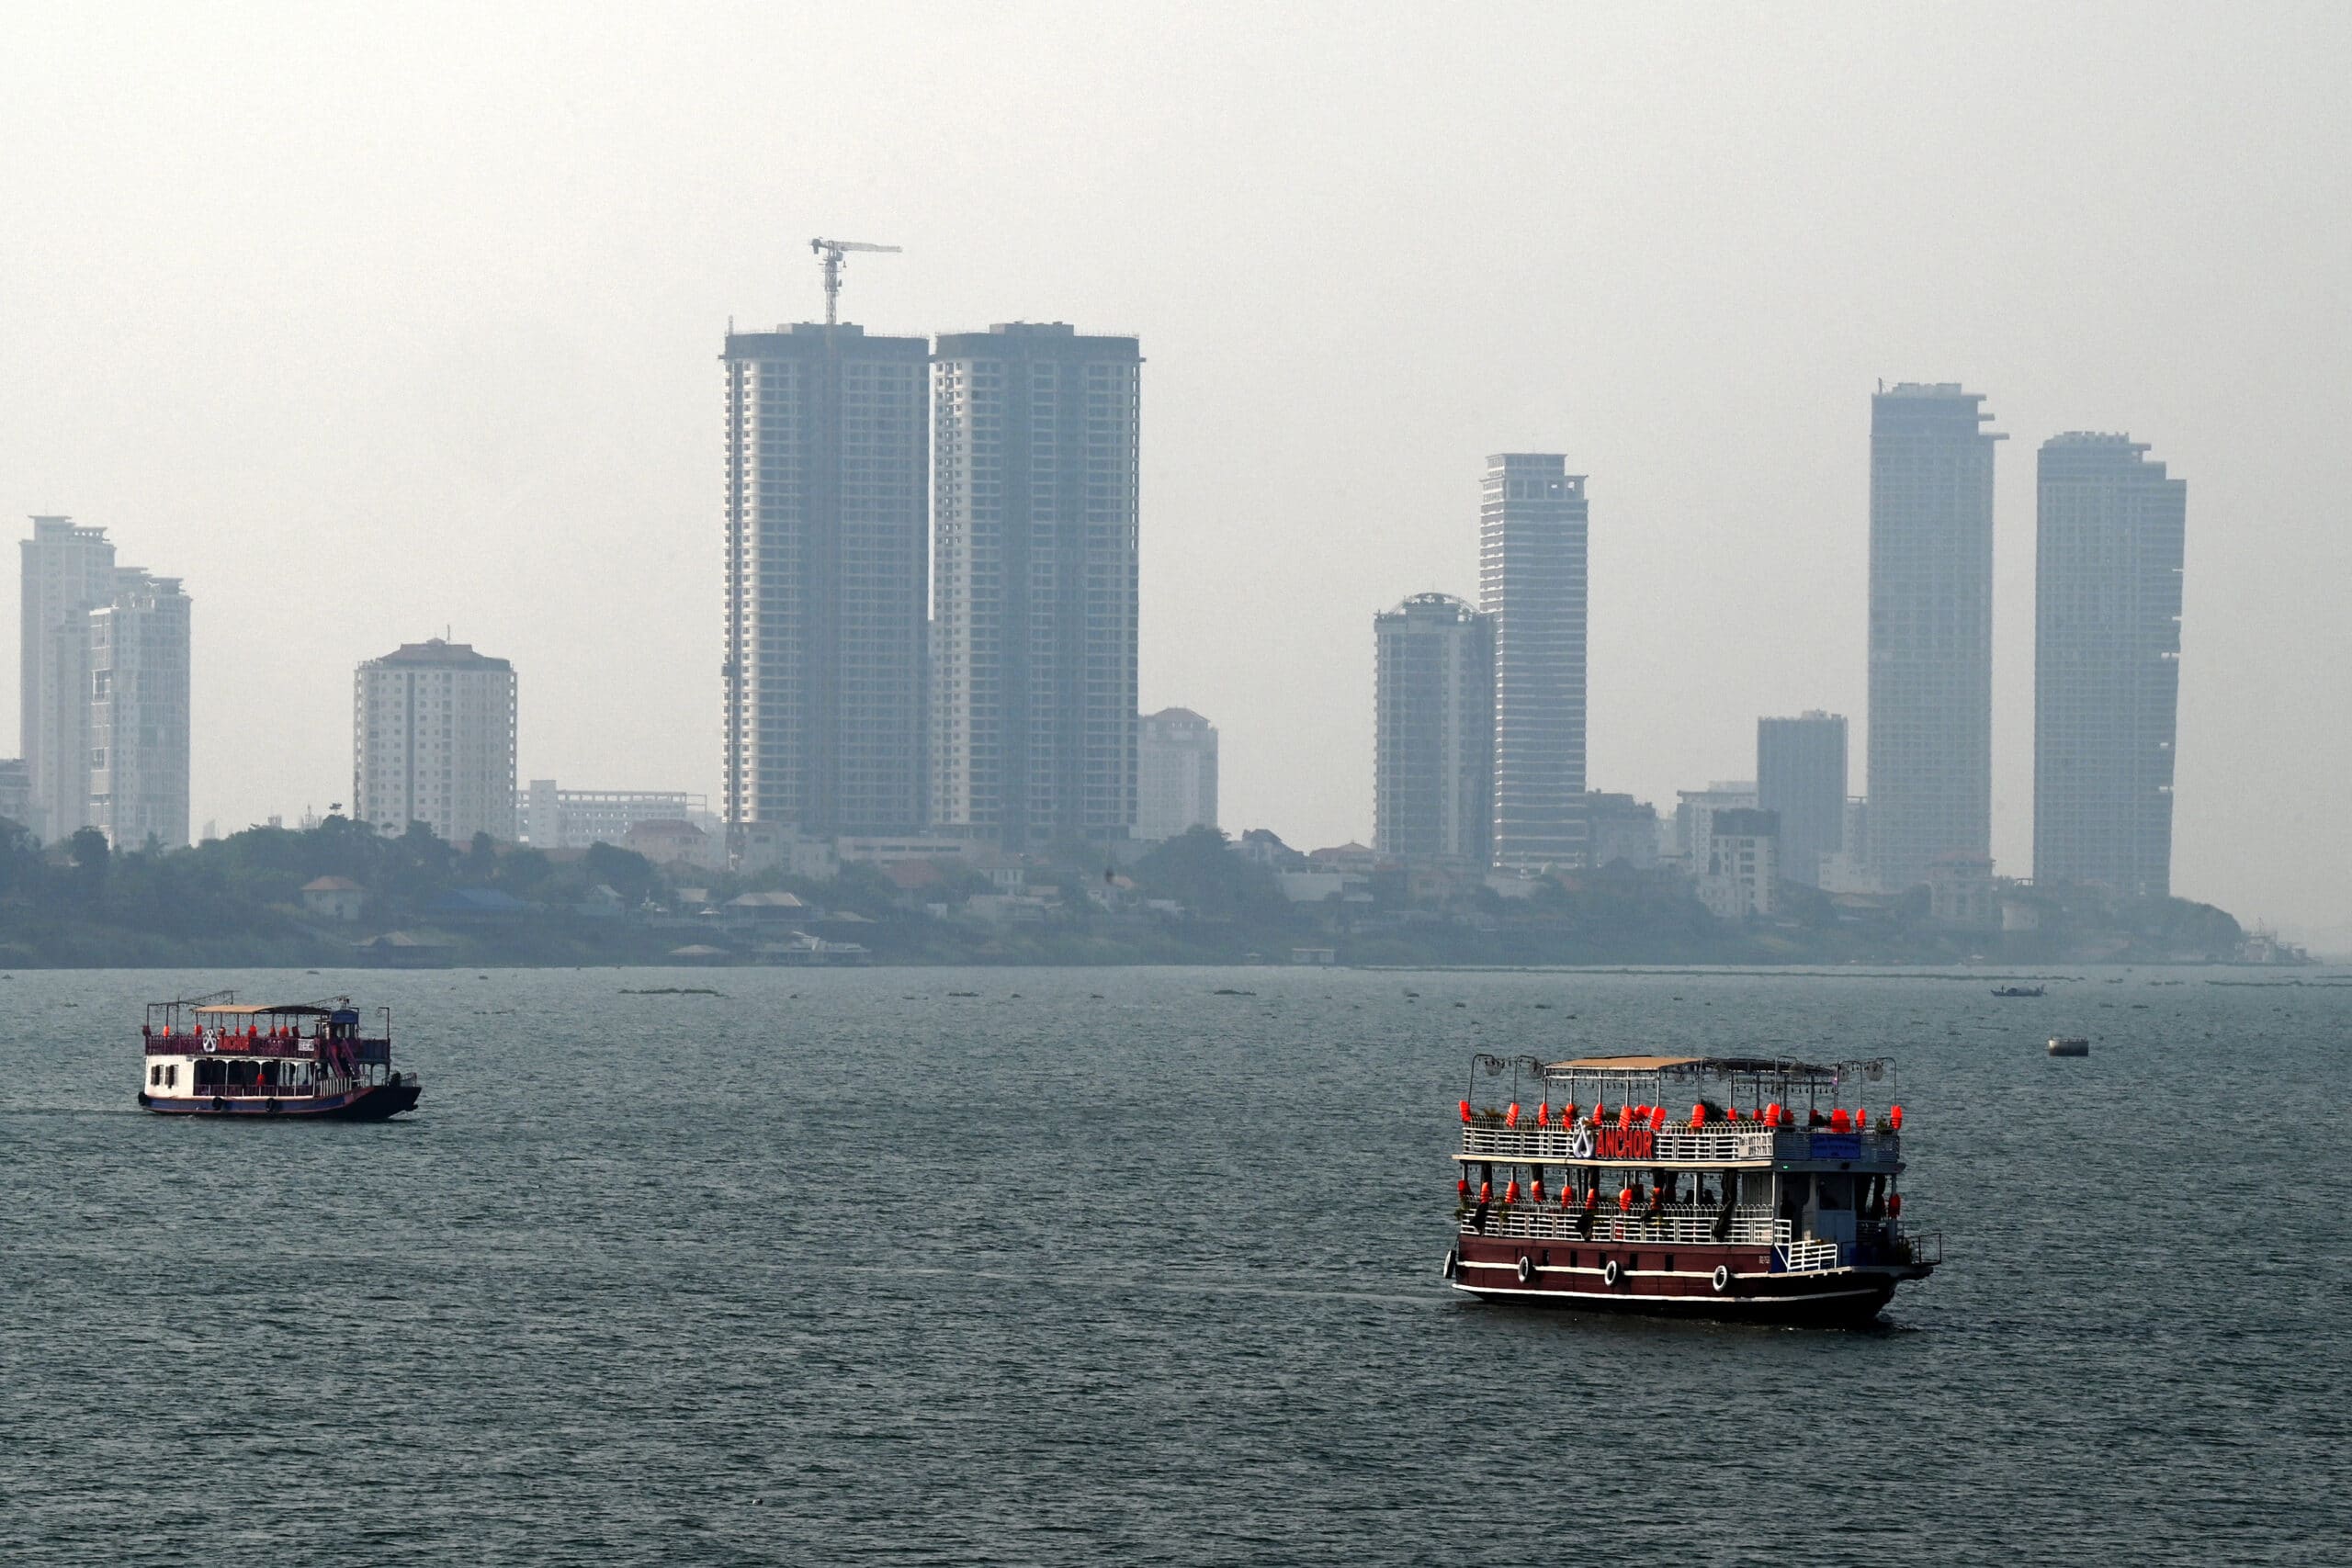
top-left (136, 991), bottom-right (421, 1119)
top-left (1442, 1053), bottom-right (1939, 1325)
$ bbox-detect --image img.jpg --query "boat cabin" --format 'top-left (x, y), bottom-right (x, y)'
top-left (141, 991), bottom-right (397, 1104)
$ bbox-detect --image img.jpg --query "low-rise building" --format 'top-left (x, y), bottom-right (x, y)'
top-left (622, 818), bottom-right (716, 869)
top-left (522, 781), bottom-right (710, 852)
top-left (1698, 807), bottom-right (1779, 919)
top-left (1928, 853), bottom-right (1997, 930)
top-left (299, 875), bottom-right (364, 921)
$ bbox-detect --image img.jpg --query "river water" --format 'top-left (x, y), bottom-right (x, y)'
top-left (5, 964), bottom-right (2348, 1564)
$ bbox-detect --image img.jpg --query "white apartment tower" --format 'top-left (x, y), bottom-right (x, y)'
top-left (1482, 455), bottom-right (1589, 870)
top-left (1136, 708), bottom-right (1218, 841)
top-left (1374, 593), bottom-right (1495, 864)
top-left (20, 516), bottom-right (119, 841)
top-left (1866, 383), bottom-right (2002, 890)
top-left (722, 322), bottom-right (931, 841)
top-left (931, 323), bottom-right (1142, 850)
top-left (2034, 433), bottom-right (2186, 898)
top-left (354, 639), bottom-right (518, 843)
top-left (89, 569), bottom-right (192, 849)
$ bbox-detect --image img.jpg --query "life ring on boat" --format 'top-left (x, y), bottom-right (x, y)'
top-left (1712, 1264), bottom-right (1730, 1293)
top-left (210, 1095), bottom-right (226, 1111)
top-left (1516, 1256), bottom-right (1535, 1284)
top-left (265, 1098), bottom-right (282, 1113)
top-left (1601, 1258), bottom-right (1621, 1288)
top-left (1441, 1247), bottom-right (1458, 1280)
top-left (1568, 1126), bottom-right (1595, 1159)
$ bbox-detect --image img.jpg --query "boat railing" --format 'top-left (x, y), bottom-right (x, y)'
top-left (1775, 1238), bottom-right (1843, 1273)
top-left (1460, 1122), bottom-right (1901, 1165)
top-left (1458, 1203), bottom-right (1789, 1247)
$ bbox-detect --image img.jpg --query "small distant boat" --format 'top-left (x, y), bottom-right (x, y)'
top-left (1992, 985), bottom-right (2045, 998)
top-left (2047, 1036), bottom-right (2090, 1057)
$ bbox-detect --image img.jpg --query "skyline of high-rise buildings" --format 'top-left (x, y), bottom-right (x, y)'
top-left (2033, 432), bottom-right (2187, 899)
top-left (2, 368), bottom-right (2192, 918)
top-left (1373, 592), bottom-right (1494, 865)
top-left (1865, 382), bottom-right (2002, 891)
top-left (1482, 453), bottom-right (1589, 872)
top-left (930, 323), bottom-right (1141, 851)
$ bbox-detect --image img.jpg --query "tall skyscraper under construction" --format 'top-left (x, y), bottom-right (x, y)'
top-left (721, 321), bottom-right (931, 840)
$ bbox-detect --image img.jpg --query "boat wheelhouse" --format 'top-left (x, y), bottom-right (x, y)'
top-left (136, 991), bottom-right (420, 1119)
top-left (1442, 1053), bottom-right (1938, 1324)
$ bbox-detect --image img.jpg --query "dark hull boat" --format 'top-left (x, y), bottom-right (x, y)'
top-left (137, 992), bottom-right (420, 1120)
top-left (1445, 1053), bottom-right (1939, 1325)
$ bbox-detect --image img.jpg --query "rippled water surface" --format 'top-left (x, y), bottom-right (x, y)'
top-left (6, 964), bottom-right (2351, 1565)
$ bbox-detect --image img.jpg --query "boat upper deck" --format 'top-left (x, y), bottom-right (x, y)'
top-left (142, 993), bottom-right (390, 1061)
top-left (1457, 1051), bottom-right (1907, 1170)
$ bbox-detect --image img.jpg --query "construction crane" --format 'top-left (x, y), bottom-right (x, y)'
top-left (808, 237), bottom-right (901, 325)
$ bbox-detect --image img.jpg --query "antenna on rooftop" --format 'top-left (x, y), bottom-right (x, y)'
top-left (808, 237), bottom-right (902, 325)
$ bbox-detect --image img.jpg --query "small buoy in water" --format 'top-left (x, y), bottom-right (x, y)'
top-left (2048, 1036), bottom-right (2090, 1057)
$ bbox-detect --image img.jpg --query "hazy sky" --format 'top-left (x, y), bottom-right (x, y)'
top-left (5, 4), bottom-right (2347, 945)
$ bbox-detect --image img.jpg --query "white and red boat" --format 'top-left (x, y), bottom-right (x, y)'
top-left (1443, 1053), bottom-right (1938, 1325)
top-left (136, 991), bottom-right (421, 1120)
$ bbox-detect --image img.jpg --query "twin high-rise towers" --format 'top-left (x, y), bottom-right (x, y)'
top-left (1374, 454), bottom-right (1589, 870)
top-left (721, 316), bottom-right (1140, 850)
top-left (1866, 384), bottom-right (2188, 898)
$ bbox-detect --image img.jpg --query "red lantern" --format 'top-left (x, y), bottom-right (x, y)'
top-left (1532, 1178), bottom-right (1546, 1203)
top-left (1888, 1193), bottom-right (1903, 1217)
top-left (1535, 1101), bottom-right (1550, 1128)
top-left (1505, 1102), bottom-right (1521, 1128)
top-left (1616, 1105), bottom-right (1633, 1130)
top-left (1648, 1106), bottom-right (1667, 1132)
top-left (1690, 1102), bottom-right (1707, 1127)
top-left (1562, 1101), bottom-right (1578, 1123)
top-left (1504, 1179), bottom-right (1520, 1204)
top-left (1458, 1099), bottom-right (1472, 1123)
top-left (1618, 1185), bottom-right (1633, 1212)
top-left (1456, 1176), bottom-right (1469, 1197)
top-left (1889, 1105), bottom-right (1905, 1130)
top-left (1478, 1180), bottom-right (1492, 1203)
top-left (1829, 1108), bottom-right (1850, 1132)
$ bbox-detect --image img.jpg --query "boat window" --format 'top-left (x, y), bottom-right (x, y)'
top-left (150, 1065), bottom-right (161, 1086)
top-left (166, 1065), bottom-right (177, 1088)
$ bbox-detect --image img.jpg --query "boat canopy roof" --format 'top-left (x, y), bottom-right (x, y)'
top-left (1542, 1054), bottom-right (1893, 1097)
top-left (195, 1002), bottom-right (345, 1017)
